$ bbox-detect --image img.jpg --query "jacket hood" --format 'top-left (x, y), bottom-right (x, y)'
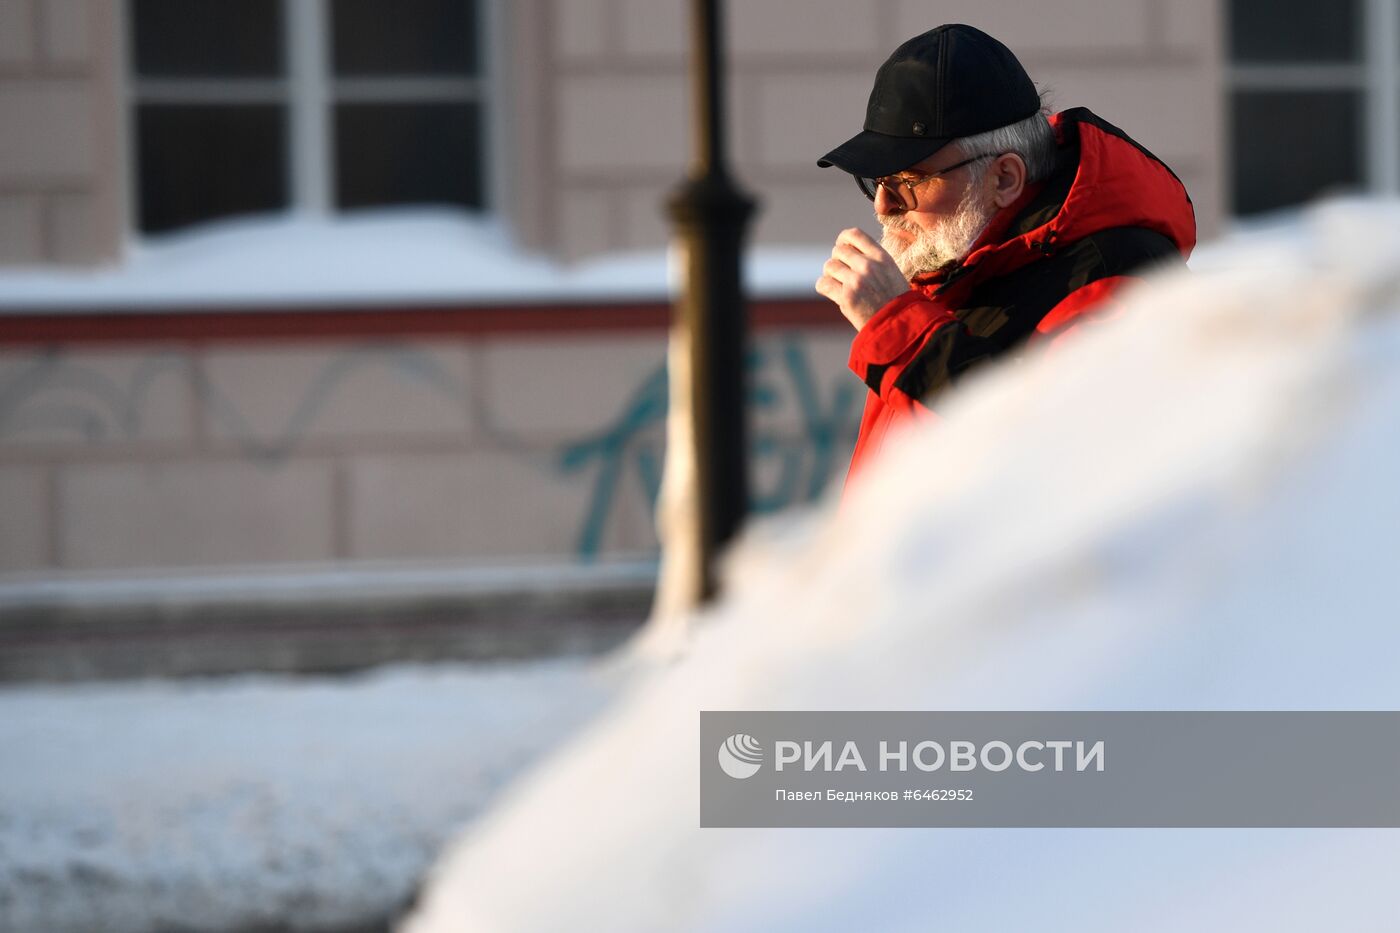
top-left (915, 108), bottom-right (1197, 288)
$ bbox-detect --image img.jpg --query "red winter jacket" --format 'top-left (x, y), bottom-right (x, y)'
top-left (844, 108), bottom-right (1196, 483)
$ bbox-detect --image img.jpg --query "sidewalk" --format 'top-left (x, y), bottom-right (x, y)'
top-left (0, 560), bottom-right (654, 682)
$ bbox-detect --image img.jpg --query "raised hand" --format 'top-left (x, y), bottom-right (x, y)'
top-left (815, 227), bottom-right (911, 331)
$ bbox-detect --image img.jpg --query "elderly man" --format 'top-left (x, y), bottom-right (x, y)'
top-left (817, 24), bottom-right (1196, 479)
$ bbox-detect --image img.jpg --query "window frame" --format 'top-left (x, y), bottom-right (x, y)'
top-left (124, 0), bottom-right (498, 237)
top-left (1228, 0), bottom-right (1400, 211)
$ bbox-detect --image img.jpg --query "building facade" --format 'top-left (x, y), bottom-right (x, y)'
top-left (0, 0), bottom-right (1229, 265)
top-left (14, 0), bottom-right (1376, 595)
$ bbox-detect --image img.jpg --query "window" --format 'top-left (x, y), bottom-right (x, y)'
top-left (128, 0), bottom-right (488, 234)
top-left (1228, 0), bottom-right (1400, 215)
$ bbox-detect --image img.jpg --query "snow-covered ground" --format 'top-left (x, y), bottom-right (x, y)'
top-left (400, 199), bottom-right (1400, 932)
top-left (0, 660), bottom-right (620, 932)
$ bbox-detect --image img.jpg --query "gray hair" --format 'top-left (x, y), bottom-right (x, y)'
top-left (952, 110), bottom-right (1058, 184)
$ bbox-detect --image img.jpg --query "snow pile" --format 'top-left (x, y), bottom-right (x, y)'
top-left (0, 208), bottom-right (831, 309)
top-left (0, 660), bottom-right (616, 933)
top-left (403, 199), bottom-right (1400, 933)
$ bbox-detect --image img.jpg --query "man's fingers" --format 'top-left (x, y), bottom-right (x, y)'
top-left (822, 257), bottom-right (851, 282)
top-left (820, 228), bottom-right (909, 331)
top-left (824, 248), bottom-right (874, 283)
top-left (832, 242), bottom-right (871, 274)
top-left (814, 274), bottom-right (845, 302)
top-left (824, 242), bottom-right (877, 287)
top-left (816, 272), bottom-right (856, 301)
top-left (836, 226), bottom-right (887, 259)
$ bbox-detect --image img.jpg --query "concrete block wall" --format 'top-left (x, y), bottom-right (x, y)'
top-left (0, 325), bottom-right (861, 577)
top-left (523, 0), bottom-right (1224, 260)
top-left (0, 0), bottom-right (123, 264)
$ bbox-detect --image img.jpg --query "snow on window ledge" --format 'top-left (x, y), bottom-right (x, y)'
top-left (0, 207), bottom-right (833, 313)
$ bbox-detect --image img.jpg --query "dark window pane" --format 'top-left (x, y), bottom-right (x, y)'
top-left (132, 0), bottom-right (283, 77)
top-left (137, 104), bottom-right (287, 233)
top-left (1231, 90), bottom-right (1362, 215)
top-left (335, 102), bottom-right (482, 209)
top-left (1229, 0), bottom-right (1359, 62)
top-left (331, 0), bottom-right (477, 75)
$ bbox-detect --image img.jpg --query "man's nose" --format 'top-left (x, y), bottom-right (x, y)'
top-left (873, 183), bottom-right (905, 214)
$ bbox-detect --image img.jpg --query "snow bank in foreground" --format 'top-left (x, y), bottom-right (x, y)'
top-left (0, 661), bottom-right (616, 933)
top-left (403, 198), bottom-right (1400, 933)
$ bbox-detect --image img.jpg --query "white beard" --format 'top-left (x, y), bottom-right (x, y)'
top-left (879, 182), bottom-right (998, 279)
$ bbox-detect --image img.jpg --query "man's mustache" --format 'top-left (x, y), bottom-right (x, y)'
top-left (879, 215), bottom-right (922, 235)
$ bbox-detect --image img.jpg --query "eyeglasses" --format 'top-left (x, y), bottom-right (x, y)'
top-left (855, 152), bottom-right (1003, 207)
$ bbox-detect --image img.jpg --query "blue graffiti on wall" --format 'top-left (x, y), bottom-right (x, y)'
top-left (0, 344), bottom-right (466, 463)
top-left (558, 334), bottom-right (861, 559)
top-left (1, 337), bottom-right (857, 565)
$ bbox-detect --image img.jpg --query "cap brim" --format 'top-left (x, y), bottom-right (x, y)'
top-left (817, 129), bottom-right (953, 177)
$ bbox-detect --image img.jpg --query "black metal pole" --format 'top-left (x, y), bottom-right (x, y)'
top-left (665, 0), bottom-right (756, 602)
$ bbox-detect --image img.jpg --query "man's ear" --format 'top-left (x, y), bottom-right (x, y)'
top-left (988, 153), bottom-right (1027, 208)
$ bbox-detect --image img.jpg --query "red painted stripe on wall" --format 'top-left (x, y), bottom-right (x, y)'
top-left (0, 299), bottom-right (845, 345)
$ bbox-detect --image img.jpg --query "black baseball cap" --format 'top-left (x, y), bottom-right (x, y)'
top-left (818, 24), bottom-right (1040, 178)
